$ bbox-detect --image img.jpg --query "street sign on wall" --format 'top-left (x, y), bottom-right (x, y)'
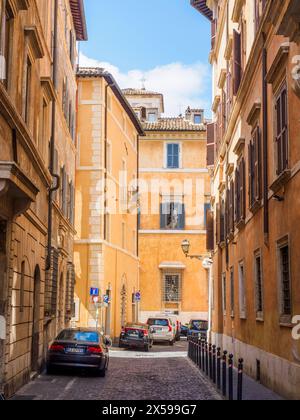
top-left (134, 291), bottom-right (141, 302)
top-left (90, 288), bottom-right (100, 297)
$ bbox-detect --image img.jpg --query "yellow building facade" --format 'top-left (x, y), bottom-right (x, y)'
top-left (124, 90), bottom-right (210, 324)
top-left (74, 69), bottom-right (144, 340)
top-left (0, 0), bottom-right (87, 397)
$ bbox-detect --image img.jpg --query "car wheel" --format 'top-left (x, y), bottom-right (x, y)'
top-left (144, 345), bottom-right (150, 352)
top-left (169, 340), bottom-right (174, 346)
top-left (97, 368), bottom-right (106, 378)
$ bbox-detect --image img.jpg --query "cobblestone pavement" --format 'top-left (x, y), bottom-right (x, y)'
top-left (12, 340), bottom-right (220, 401)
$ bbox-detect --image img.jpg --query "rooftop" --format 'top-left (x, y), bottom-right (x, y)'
top-left (190, 0), bottom-right (213, 21)
top-left (69, 0), bottom-right (88, 41)
top-left (77, 68), bottom-right (144, 136)
top-left (122, 88), bottom-right (163, 97)
top-left (143, 117), bottom-right (206, 132)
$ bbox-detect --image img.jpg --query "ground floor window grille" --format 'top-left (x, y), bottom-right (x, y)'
top-left (163, 274), bottom-right (181, 303)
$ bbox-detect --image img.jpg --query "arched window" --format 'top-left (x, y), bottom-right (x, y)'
top-left (20, 261), bottom-right (25, 313)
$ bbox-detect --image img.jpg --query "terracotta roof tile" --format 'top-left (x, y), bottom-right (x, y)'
top-left (143, 117), bottom-right (206, 132)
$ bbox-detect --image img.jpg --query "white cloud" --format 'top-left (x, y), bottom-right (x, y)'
top-left (79, 53), bottom-right (211, 117)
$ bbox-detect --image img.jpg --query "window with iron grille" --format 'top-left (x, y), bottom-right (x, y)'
top-left (255, 252), bottom-right (264, 318)
top-left (163, 274), bottom-right (181, 303)
top-left (279, 245), bottom-right (292, 317)
top-left (275, 84), bottom-right (288, 175)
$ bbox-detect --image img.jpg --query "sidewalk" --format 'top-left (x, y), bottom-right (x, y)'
top-left (233, 368), bottom-right (283, 400)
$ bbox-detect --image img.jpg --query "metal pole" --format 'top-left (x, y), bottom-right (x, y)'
top-left (209, 343), bottom-right (213, 379)
top-left (228, 354), bottom-right (234, 401)
top-left (237, 358), bottom-right (244, 401)
top-left (222, 351), bottom-right (228, 397)
top-left (217, 347), bottom-right (221, 390)
top-left (212, 345), bottom-right (216, 384)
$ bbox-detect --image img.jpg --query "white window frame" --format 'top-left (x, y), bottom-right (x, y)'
top-left (164, 142), bottom-right (182, 169)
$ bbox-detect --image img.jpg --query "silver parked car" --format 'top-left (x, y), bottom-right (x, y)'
top-left (147, 317), bottom-right (176, 346)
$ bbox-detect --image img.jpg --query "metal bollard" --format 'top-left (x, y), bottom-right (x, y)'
top-left (228, 354), bottom-right (234, 401)
top-left (212, 345), bottom-right (217, 384)
top-left (209, 343), bottom-right (213, 380)
top-left (237, 358), bottom-right (244, 401)
top-left (201, 340), bottom-right (205, 372)
top-left (205, 342), bottom-right (209, 376)
top-left (222, 351), bottom-right (228, 397)
top-left (217, 347), bottom-right (221, 390)
top-left (198, 339), bottom-right (202, 370)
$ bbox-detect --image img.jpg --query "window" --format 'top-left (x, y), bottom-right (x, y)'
top-left (255, 251), bottom-right (264, 319)
top-left (120, 159), bottom-right (127, 211)
top-left (148, 112), bottom-right (157, 122)
top-left (160, 202), bottom-right (185, 230)
top-left (20, 261), bottom-right (25, 313)
top-left (194, 114), bottom-right (202, 124)
top-left (166, 144), bottom-right (180, 169)
top-left (24, 58), bottom-right (32, 123)
top-left (222, 273), bottom-right (227, 315)
top-left (39, 98), bottom-right (49, 156)
top-left (239, 262), bottom-right (246, 318)
top-left (0, 2), bottom-right (12, 88)
top-left (230, 268), bottom-right (235, 317)
top-left (275, 84), bottom-right (288, 175)
top-left (235, 158), bottom-right (246, 225)
top-left (249, 126), bottom-right (262, 209)
top-left (279, 243), bottom-right (292, 319)
top-left (163, 274), bottom-right (181, 303)
top-left (233, 29), bottom-right (242, 95)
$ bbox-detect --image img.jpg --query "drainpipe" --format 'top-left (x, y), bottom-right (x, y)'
top-left (46, 0), bottom-right (60, 271)
top-left (262, 38), bottom-right (269, 243)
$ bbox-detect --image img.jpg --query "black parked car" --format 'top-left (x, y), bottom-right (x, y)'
top-left (119, 323), bottom-right (153, 352)
top-left (47, 329), bottom-right (111, 377)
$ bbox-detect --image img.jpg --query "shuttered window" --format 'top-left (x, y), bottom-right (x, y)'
top-left (275, 84), bottom-right (288, 175)
top-left (167, 144), bottom-right (180, 169)
top-left (249, 127), bottom-right (262, 209)
top-left (233, 30), bottom-right (242, 96)
top-left (235, 159), bottom-right (246, 225)
top-left (211, 19), bottom-right (217, 50)
top-left (206, 209), bottom-right (214, 251)
top-left (160, 202), bottom-right (185, 230)
top-left (255, 252), bottom-right (264, 317)
top-left (207, 123), bottom-right (215, 166)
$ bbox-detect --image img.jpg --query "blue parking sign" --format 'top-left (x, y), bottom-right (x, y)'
top-left (90, 288), bottom-right (99, 297)
top-left (135, 292), bottom-right (141, 302)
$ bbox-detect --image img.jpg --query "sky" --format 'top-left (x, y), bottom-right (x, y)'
top-left (79, 0), bottom-right (212, 117)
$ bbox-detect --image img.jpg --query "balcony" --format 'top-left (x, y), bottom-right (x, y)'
top-left (277, 0), bottom-right (300, 44)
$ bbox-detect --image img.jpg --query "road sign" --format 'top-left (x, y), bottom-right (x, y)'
top-left (103, 295), bottom-right (110, 305)
top-left (90, 288), bottom-right (100, 297)
top-left (134, 291), bottom-right (141, 302)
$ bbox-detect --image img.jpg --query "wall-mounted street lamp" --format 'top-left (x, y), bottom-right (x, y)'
top-left (181, 239), bottom-right (213, 264)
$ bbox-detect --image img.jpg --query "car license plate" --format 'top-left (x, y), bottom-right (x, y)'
top-left (66, 348), bottom-right (85, 354)
top-left (128, 332), bottom-right (139, 338)
top-left (155, 328), bottom-right (163, 332)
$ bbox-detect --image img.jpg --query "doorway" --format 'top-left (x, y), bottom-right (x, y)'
top-left (31, 265), bottom-right (41, 373)
top-left (57, 273), bottom-right (64, 333)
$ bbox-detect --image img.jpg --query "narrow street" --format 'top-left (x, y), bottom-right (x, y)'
top-left (12, 341), bottom-right (220, 401)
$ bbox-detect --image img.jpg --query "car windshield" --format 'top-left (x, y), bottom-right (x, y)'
top-left (190, 321), bottom-right (208, 331)
top-left (148, 319), bottom-right (169, 327)
top-left (57, 330), bottom-right (99, 343)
